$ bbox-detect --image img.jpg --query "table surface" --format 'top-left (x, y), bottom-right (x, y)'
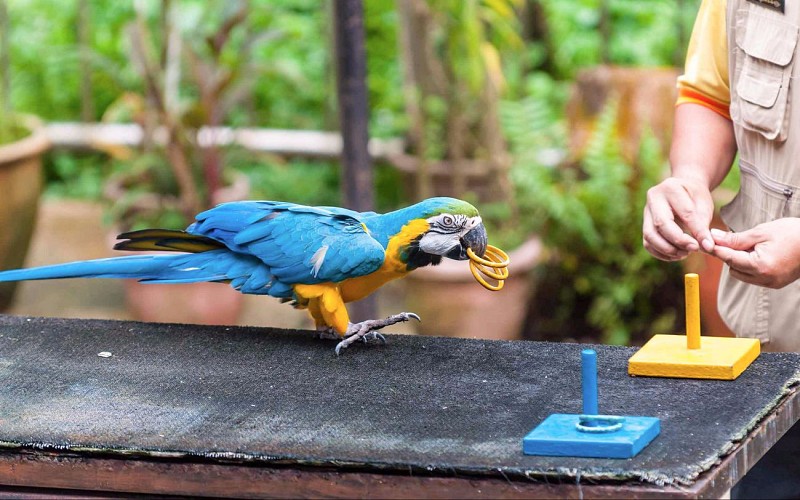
top-left (0, 315), bottom-right (798, 498)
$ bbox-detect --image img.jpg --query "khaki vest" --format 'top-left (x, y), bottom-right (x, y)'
top-left (719, 0), bottom-right (800, 351)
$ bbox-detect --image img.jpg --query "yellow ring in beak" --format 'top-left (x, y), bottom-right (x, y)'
top-left (467, 245), bottom-right (510, 291)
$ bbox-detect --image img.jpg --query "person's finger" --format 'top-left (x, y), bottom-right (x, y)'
top-left (644, 241), bottom-right (689, 261)
top-left (669, 185), bottom-right (714, 252)
top-left (645, 189), bottom-right (701, 252)
top-left (713, 245), bottom-right (770, 286)
top-left (643, 208), bottom-right (690, 260)
top-left (711, 228), bottom-right (757, 251)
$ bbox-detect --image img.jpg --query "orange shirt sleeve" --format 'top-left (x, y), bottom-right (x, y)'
top-left (676, 0), bottom-right (731, 120)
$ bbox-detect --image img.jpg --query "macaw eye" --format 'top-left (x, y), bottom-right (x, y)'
top-left (442, 215), bottom-right (454, 226)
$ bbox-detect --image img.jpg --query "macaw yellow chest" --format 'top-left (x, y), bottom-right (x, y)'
top-left (339, 265), bottom-right (407, 303)
top-left (340, 218), bottom-right (429, 303)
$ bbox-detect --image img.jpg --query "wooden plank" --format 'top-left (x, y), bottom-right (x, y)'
top-left (0, 451), bottom-right (714, 499)
top-left (44, 122), bottom-right (405, 160)
top-left (0, 386), bottom-right (795, 498)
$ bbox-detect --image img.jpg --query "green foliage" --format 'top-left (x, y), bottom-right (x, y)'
top-left (480, 72), bottom-right (567, 249)
top-left (232, 156), bottom-right (405, 214)
top-left (7, 0), bottom-right (409, 202)
top-left (7, 0), bottom-right (702, 216)
top-left (0, 0), bottom-right (29, 145)
top-left (540, 0), bottom-right (701, 78)
top-left (395, 0), bottom-right (523, 204)
top-left (235, 158), bottom-right (340, 208)
top-left (364, 0), bottom-right (406, 138)
top-left (5, 0), bottom-right (700, 136)
top-left (431, 0), bottom-right (523, 95)
top-left (7, 0), bottom-right (137, 121)
top-left (44, 152), bottom-right (109, 200)
top-left (4, 0), bottom-right (405, 136)
top-left (501, 78), bottom-right (683, 345)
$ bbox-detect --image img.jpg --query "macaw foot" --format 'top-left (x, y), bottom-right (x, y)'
top-left (315, 327), bottom-right (340, 340)
top-left (334, 312), bottom-right (421, 355)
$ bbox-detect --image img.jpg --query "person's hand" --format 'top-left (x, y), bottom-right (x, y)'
top-left (710, 218), bottom-right (800, 288)
top-left (643, 176), bottom-right (716, 261)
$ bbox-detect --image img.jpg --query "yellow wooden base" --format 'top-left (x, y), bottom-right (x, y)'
top-left (628, 334), bottom-right (760, 380)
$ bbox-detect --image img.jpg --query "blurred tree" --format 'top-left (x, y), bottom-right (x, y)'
top-left (519, 0), bottom-right (555, 75)
top-left (395, 0), bottom-right (522, 206)
top-left (102, 0), bottom-right (264, 229)
top-left (77, 0), bottom-right (94, 122)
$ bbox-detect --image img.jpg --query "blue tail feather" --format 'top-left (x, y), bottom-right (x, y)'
top-left (0, 249), bottom-right (294, 298)
top-left (0, 254), bottom-right (179, 282)
top-left (0, 250), bottom-right (249, 285)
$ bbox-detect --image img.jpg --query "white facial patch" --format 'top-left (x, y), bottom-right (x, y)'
top-left (417, 214), bottom-right (482, 256)
top-left (418, 232), bottom-right (460, 255)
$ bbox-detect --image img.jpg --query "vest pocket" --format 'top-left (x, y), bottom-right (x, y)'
top-left (720, 160), bottom-right (799, 231)
top-left (718, 264), bottom-right (770, 343)
top-left (732, 10), bottom-right (798, 141)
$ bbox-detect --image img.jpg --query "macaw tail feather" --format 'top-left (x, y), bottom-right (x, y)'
top-left (0, 250), bottom-right (245, 285)
top-left (113, 229), bottom-right (225, 253)
top-left (0, 253), bottom-right (203, 283)
top-left (0, 229), bottom-right (239, 284)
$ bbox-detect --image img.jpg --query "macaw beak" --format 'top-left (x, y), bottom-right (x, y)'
top-left (447, 222), bottom-right (488, 260)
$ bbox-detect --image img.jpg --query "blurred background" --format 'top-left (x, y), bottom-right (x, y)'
top-left (0, 0), bottom-right (736, 346)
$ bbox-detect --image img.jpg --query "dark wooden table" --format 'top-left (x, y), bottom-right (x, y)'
top-left (0, 315), bottom-right (797, 498)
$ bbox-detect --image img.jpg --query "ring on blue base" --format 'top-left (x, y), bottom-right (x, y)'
top-left (575, 414), bottom-right (625, 433)
top-left (522, 413), bottom-right (660, 459)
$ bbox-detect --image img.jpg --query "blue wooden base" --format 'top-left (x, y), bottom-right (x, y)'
top-left (522, 414), bottom-right (660, 459)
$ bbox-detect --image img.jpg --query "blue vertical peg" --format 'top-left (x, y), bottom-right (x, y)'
top-left (582, 349), bottom-right (598, 416)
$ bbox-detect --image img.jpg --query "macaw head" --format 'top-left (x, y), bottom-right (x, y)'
top-left (414, 197), bottom-right (487, 261)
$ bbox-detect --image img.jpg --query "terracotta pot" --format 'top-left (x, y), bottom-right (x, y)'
top-left (403, 238), bottom-right (543, 340)
top-left (124, 280), bottom-right (244, 325)
top-left (0, 116), bottom-right (49, 310)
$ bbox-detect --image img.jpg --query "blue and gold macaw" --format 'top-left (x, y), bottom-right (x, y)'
top-left (0, 197), bottom-right (505, 353)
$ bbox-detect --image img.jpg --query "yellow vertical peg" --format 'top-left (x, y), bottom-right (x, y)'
top-left (685, 273), bottom-right (701, 349)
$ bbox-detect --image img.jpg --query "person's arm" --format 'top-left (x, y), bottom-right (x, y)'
top-left (664, 105), bottom-right (800, 289)
top-left (643, 0), bottom-right (736, 261)
top-left (643, 103), bottom-right (737, 261)
top-left (670, 103), bottom-right (737, 190)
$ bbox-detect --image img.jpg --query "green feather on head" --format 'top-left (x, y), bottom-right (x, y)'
top-left (414, 197), bottom-right (480, 218)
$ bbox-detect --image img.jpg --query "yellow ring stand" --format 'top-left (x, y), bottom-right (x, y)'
top-left (467, 245), bottom-right (510, 291)
top-left (627, 273), bottom-right (760, 380)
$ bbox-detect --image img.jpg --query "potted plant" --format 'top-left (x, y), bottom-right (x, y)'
top-left (0, 0), bottom-right (50, 310)
top-left (98, 1), bottom-right (259, 325)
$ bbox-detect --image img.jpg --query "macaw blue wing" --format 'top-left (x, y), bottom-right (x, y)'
top-left (187, 201), bottom-right (386, 285)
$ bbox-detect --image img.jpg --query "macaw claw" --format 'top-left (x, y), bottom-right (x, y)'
top-left (334, 312), bottom-right (421, 355)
